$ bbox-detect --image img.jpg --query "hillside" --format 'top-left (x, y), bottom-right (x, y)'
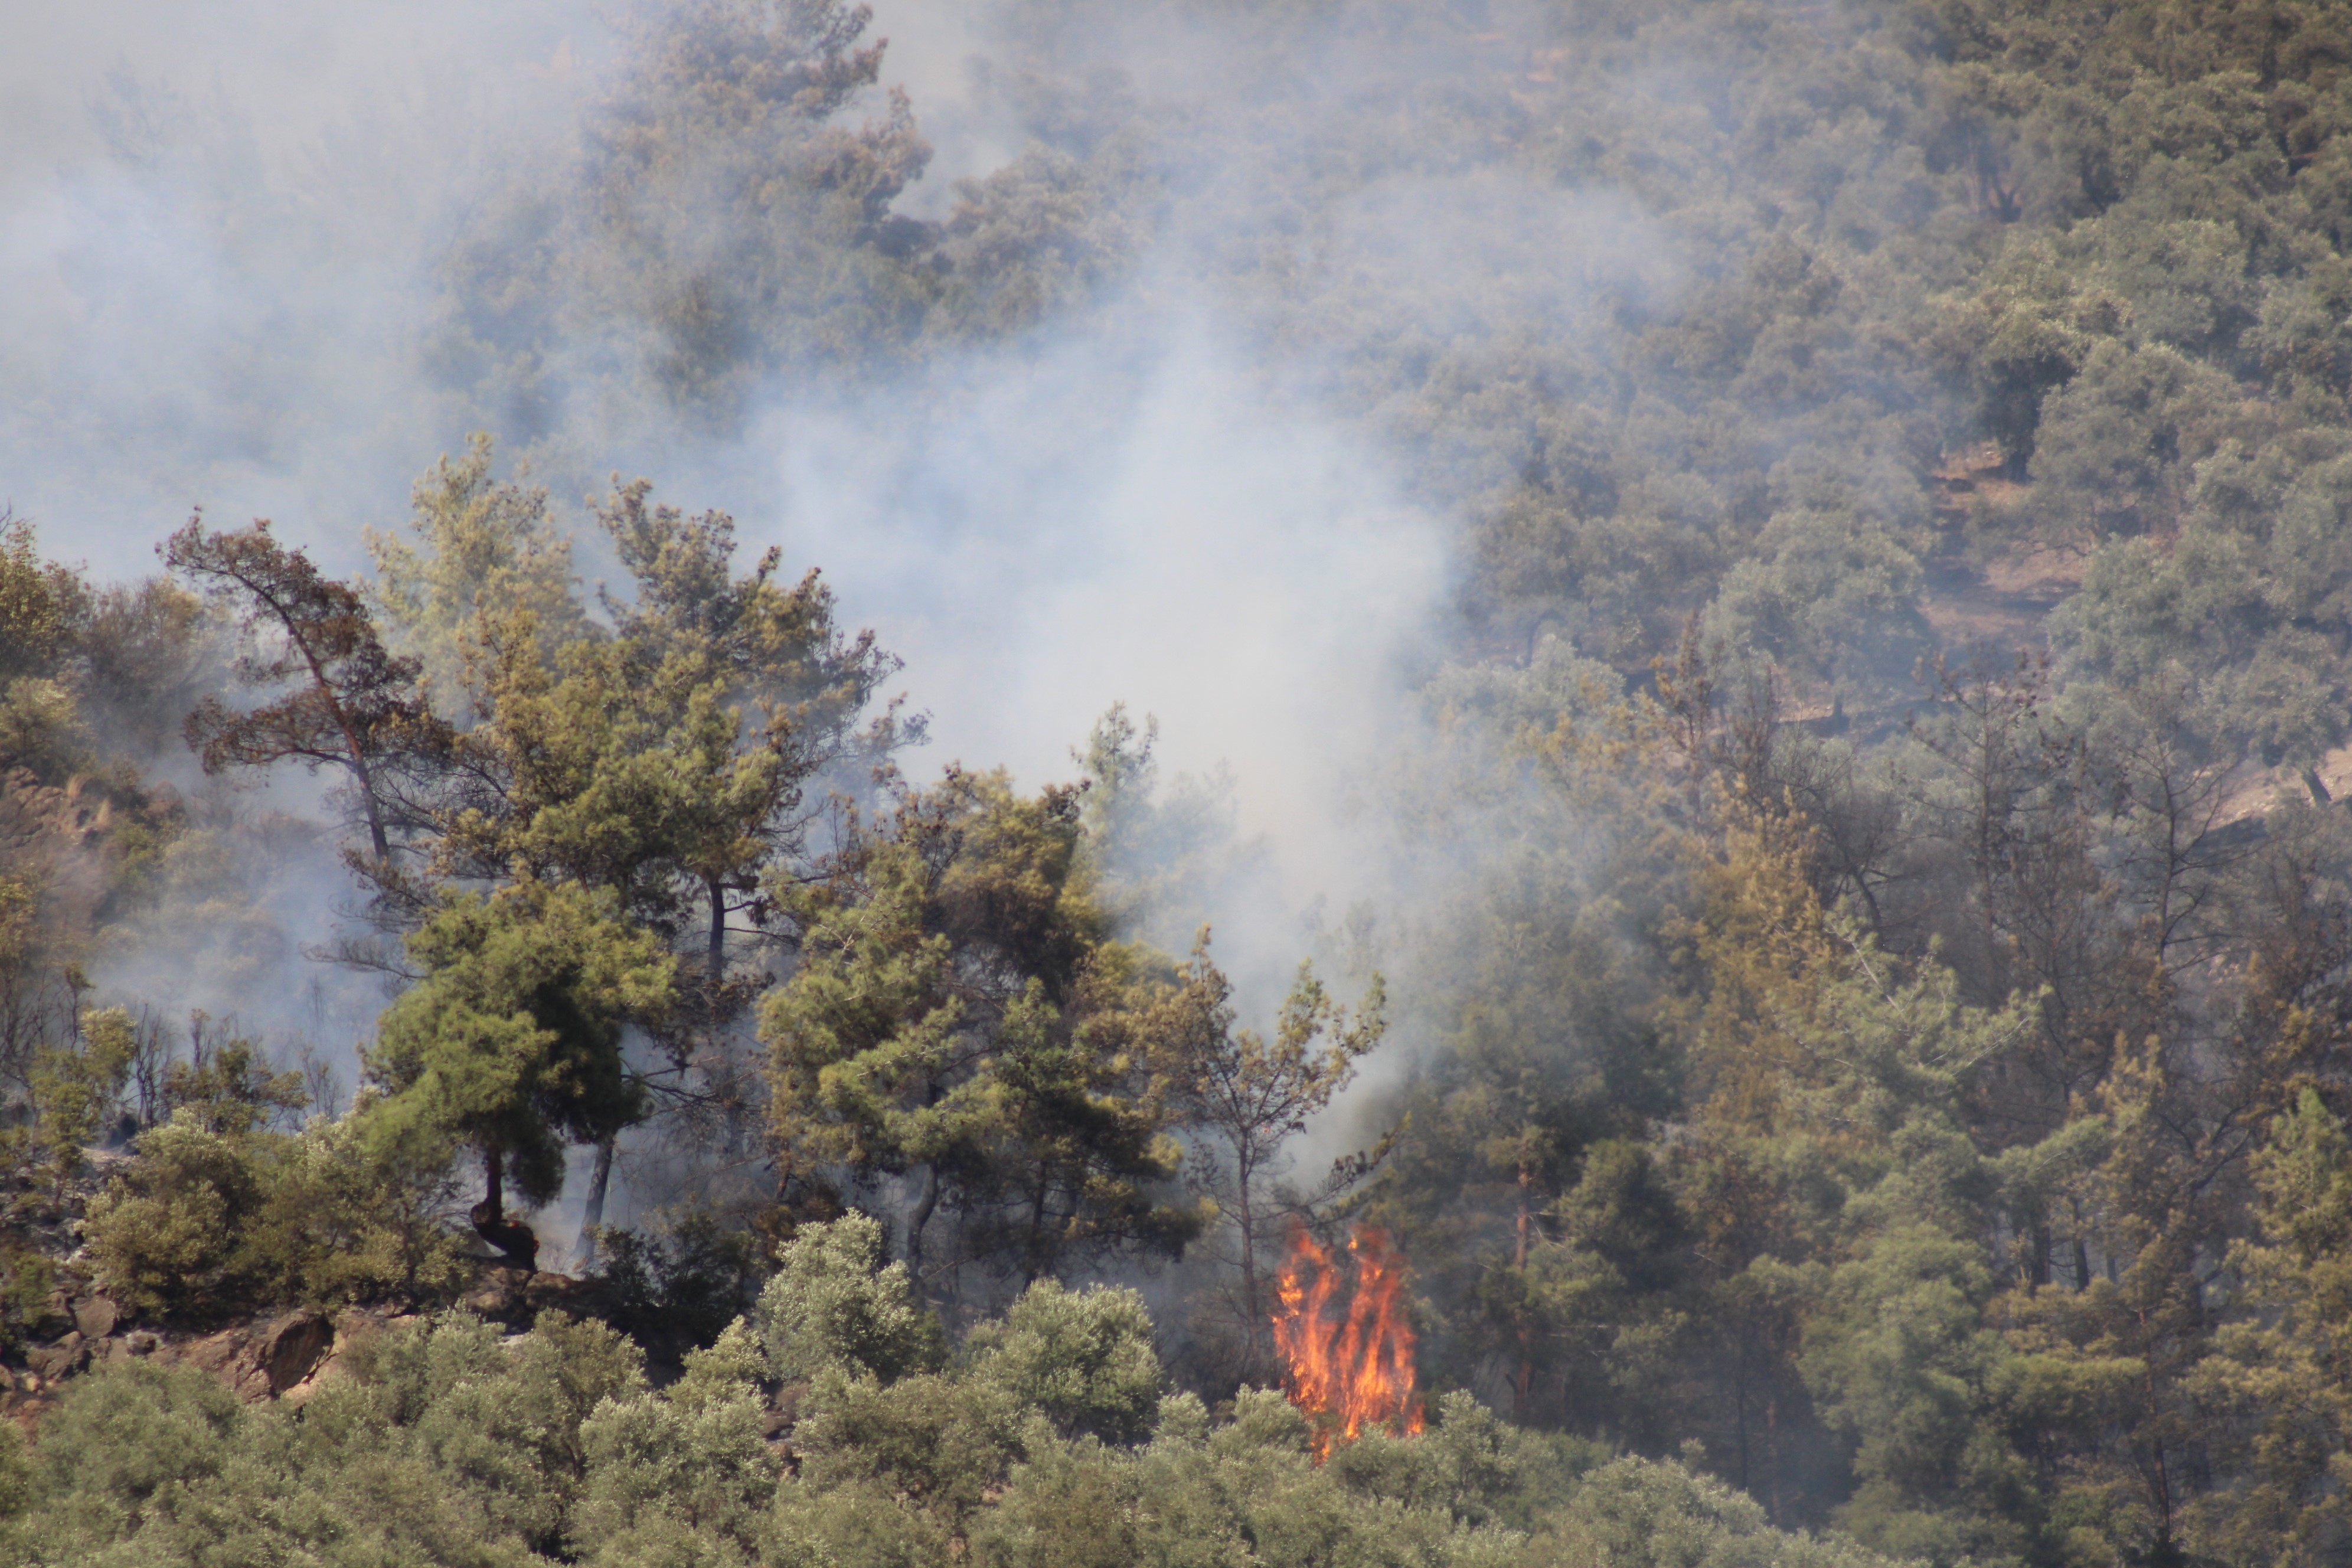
top-left (9, 1), bottom-right (2352, 1564)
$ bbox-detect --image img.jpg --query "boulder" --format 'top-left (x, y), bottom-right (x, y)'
top-left (258, 1312), bottom-right (334, 1396)
top-left (26, 1334), bottom-right (86, 1381)
top-left (72, 1295), bottom-right (117, 1340)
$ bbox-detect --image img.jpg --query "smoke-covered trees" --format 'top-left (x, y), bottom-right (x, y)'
top-left (0, 515), bottom-right (77, 689)
top-left (167, 517), bottom-right (449, 863)
top-left (12, 443), bottom-right (925, 1282)
top-left (1170, 938), bottom-right (1385, 1377)
top-left (366, 434), bottom-right (591, 708)
top-left (407, 0), bottom-right (2352, 753)
top-left (443, 0), bottom-right (933, 427)
top-left (374, 455), bottom-right (911, 1248)
top-left (589, 473), bottom-right (907, 975)
top-left (1347, 622), bottom-right (2352, 1563)
top-left (374, 455), bottom-right (900, 974)
top-left (579, 0), bottom-right (932, 405)
top-left (760, 769), bottom-right (1201, 1296)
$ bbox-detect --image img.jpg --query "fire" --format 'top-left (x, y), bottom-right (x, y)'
top-left (1271, 1224), bottom-right (1424, 1459)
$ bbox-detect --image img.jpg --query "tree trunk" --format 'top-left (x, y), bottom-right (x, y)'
top-left (1022, 1172), bottom-right (1051, 1287)
top-left (470, 1145), bottom-right (539, 1271)
top-left (482, 1145), bottom-right (504, 1226)
top-left (576, 1138), bottom-right (616, 1268)
top-left (1734, 1356), bottom-right (1750, 1492)
top-left (905, 1164), bottom-right (940, 1292)
top-left (1513, 1159), bottom-right (1534, 1421)
top-left (1238, 1161), bottom-right (1259, 1358)
top-left (708, 878), bottom-right (727, 979)
top-left (277, 620), bottom-right (386, 863)
top-left (354, 759), bottom-right (390, 862)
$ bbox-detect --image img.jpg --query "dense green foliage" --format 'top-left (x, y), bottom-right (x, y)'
top-left (364, 878), bottom-right (677, 1231)
top-left (761, 767), bottom-right (1210, 1292)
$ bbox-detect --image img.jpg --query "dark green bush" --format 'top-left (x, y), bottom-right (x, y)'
top-left (589, 1208), bottom-right (762, 1350)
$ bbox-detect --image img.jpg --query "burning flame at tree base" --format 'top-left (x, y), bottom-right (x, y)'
top-left (1272, 1224), bottom-right (1424, 1459)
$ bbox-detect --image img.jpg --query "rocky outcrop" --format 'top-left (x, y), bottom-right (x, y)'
top-left (4, 1301), bottom-right (401, 1424)
top-left (179, 1310), bottom-right (341, 1402)
top-left (0, 1258), bottom-right (642, 1430)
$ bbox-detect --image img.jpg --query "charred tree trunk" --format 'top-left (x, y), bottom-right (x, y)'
top-left (470, 1145), bottom-right (539, 1271)
top-left (905, 1164), bottom-right (940, 1292)
top-left (1237, 1156), bottom-right (1262, 1369)
top-left (708, 878), bottom-right (727, 980)
top-left (481, 1144), bottom-right (503, 1226)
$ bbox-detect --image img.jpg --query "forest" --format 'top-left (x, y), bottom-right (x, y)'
top-left (6, 0), bottom-right (2352, 1564)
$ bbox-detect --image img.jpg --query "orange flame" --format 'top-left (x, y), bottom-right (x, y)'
top-left (1271, 1224), bottom-right (1424, 1459)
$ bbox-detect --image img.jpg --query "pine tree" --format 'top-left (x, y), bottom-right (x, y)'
top-left (1170, 935), bottom-right (1384, 1378)
top-left (362, 878), bottom-right (676, 1263)
top-left (2187, 1089), bottom-right (2352, 1565)
top-left (167, 515), bottom-right (450, 864)
top-left (761, 770), bottom-right (1201, 1296)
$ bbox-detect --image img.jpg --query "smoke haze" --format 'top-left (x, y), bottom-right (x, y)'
top-left (1, 1), bottom-right (1578, 1021)
top-left (0, 0), bottom-right (593, 560)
